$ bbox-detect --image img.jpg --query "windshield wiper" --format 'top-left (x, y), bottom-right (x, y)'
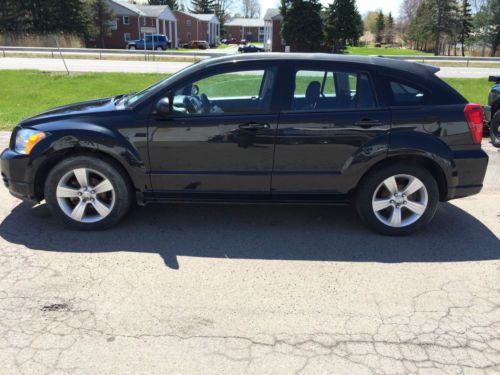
top-left (115, 92), bottom-right (136, 106)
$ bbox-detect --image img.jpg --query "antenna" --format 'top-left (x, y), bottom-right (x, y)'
top-left (53, 35), bottom-right (70, 75)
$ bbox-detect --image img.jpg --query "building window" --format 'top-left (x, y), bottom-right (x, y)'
top-left (123, 16), bottom-right (129, 25)
top-left (187, 32), bottom-right (191, 40)
top-left (186, 19), bottom-right (191, 27)
top-left (143, 17), bottom-right (146, 26)
top-left (124, 33), bottom-right (131, 41)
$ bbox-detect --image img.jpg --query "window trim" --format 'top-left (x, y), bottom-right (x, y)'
top-left (123, 16), bottom-right (130, 25)
top-left (283, 65), bottom-right (380, 114)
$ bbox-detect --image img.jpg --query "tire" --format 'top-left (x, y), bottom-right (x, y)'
top-left (355, 163), bottom-right (439, 235)
top-left (44, 156), bottom-right (132, 230)
top-left (156, 46), bottom-right (164, 51)
top-left (128, 45), bottom-right (136, 50)
top-left (490, 111), bottom-right (500, 147)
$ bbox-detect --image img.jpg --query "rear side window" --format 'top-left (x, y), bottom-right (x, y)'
top-left (389, 81), bottom-right (425, 106)
top-left (290, 69), bottom-right (377, 112)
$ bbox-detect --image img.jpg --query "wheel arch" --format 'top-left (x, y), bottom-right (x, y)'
top-left (355, 155), bottom-right (448, 202)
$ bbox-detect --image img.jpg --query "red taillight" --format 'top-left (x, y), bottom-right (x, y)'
top-left (464, 103), bottom-right (484, 145)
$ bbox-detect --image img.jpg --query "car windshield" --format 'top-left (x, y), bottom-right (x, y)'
top-left (124, 61), bottom-right (203, 106)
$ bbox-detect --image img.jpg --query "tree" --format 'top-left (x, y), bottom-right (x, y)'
top-left (190, 0), bottom-right (216, 13)
top-left (280, 0), bottom-right (323, 52)
top-left (385, 12), bottom-right (395, 44)
top-left (472, 0), bottom-right (500, 56)
top-left (324, 0), bottom-right (363, 51)
top-left (242, 0), bottom-right (260, 18)
top-left (214, 0), bottom-right (235, 36)
top-left (429, 0), bottom-right (457, 55)
top-left (375, 10), bottom-right (385, 43)
top-left (0, 0), bottom-right (28, 33)
top-left (363, 10), bottom-right (380, 33)
top-left (458, 0), bottom-right (472, 55)
top-left (88, 0), bottom-right (114, 48)
top-left (148, 0), bottom-right (179, 10)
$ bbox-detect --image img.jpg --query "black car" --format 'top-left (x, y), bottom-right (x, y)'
top-left (485, 75), bottom-right (500, 147)
top-left (1, 54), bottom-right (488, 235)
top-left (238, 44), bottom-right (265, 53)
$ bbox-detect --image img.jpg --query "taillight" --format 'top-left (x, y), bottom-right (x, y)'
top-left (464, 103), bottom-right (484, 145)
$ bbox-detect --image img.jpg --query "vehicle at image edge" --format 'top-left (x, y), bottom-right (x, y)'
top-left (180, 40), bottom-right (209, 49)
top-left (238, 44), bottom-right (265, 53)
top-left (127, 34), bottom-right (170, 50)
top-left (0, 53), bottom-right (489, 235)
top-left (484, 75), bottom-right (500, 147)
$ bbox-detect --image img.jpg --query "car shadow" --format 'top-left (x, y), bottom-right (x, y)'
top-left (0, 201), bottom-right (498, 269)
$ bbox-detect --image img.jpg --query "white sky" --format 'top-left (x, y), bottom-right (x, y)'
top-left (258, 0), bottom-right (401, 17)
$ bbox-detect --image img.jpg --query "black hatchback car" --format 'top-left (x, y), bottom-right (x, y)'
top-left (1, 54), bottom-right (488, 235)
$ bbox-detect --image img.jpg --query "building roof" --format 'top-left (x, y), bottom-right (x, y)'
top-left (108, 1), bottom-right (176, 20)
top-left (263, 8), bottom-right (282, 21)
top-left (225, 18), bottom-right (265, 28)
top-left (175, 10), bottom-right (219, 23)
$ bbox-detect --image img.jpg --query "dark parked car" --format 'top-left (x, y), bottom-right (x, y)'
top-left (484, 75), bottom-right (500, 147)
top-left (1, 54), bottom-right (488, 234)
top-left (127, 34), bottom-right (170, 50)
top-left (238, 44), bottom-right (265, 53)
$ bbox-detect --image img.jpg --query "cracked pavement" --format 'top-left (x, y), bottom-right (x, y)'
top-left (0, 131), bottom-right (499, 374)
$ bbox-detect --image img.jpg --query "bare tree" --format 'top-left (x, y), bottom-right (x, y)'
top-left (242, 0), bottom-right (260, 18)
top-left (399, 0), bottom-right (423, 25)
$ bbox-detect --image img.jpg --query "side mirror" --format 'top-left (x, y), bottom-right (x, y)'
top-left (154, 97), bottom-right (170, 118)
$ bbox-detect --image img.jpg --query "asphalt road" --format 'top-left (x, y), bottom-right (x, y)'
top-left (0, 56), bottom-right (499, 78)
top-left (0, 131), bottom-right (499, 374)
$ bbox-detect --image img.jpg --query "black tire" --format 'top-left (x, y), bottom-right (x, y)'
top-left (490, 111), bottom-right (500, 147)
top-left (44, 156), bottom-right (132, 230)
top-left (355, 163), bottom-right (439, 235)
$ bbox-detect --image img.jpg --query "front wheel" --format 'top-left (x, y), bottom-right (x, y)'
top-left (45, 156), bottom-right (132, 230)
top-left (355, 164), bottom-right (439, 235)
top-left (128, 45), bottom-right (136, 50)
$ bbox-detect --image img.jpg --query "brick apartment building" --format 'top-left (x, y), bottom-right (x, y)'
top-left (263, 8), bottom-right (284, 52)
top-left (224, 18), bottom-right (265, 42)
top-left (173, 11), bottom-right (220, 46)
top-left (101, 0), bottom-right (219, 49)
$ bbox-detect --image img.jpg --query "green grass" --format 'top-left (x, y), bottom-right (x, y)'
top-left (347, 46), bottom-right (432, 56)
top-left (0, 70), bottom-right (491, 130)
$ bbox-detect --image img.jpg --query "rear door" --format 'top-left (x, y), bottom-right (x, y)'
top-left (272, 62), bottom-right (391, 198)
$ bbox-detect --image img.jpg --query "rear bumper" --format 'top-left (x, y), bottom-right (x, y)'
top-left (447, 149), bottom-right (489, 200)
top-left (1, 148), bottom-right (36, 201)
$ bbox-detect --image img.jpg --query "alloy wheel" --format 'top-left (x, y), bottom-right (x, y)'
top-left (371, 174), bottom-right (428, 228)
top-left (56, 168), bottom-right (115, 223)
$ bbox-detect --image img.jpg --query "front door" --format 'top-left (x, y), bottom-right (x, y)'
top-left (272, 63), bottom-right (391, 198)
top-left (148, 64), bottom-right (279, 199)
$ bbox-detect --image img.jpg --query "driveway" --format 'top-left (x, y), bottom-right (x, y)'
top-left (0, 131), bottom-right (499, 374)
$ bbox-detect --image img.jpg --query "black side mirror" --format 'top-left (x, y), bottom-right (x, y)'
top-left (154, 97), bottom-right (170, 118)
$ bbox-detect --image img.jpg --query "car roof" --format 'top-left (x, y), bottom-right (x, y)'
top-left (201, 53), bottom-right (439, 79)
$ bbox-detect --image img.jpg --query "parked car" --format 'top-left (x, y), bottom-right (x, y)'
top-left (1, 54), bottom-right (488, 234)
top-left (181, 40), bottom-right (209, 49)
top-left (484, 75), bottom-right (500, 147)
top-left (239, 39), bottom-right (247, 45)
top-left (238, 44), bottom-right (265, 53)
top-left (127, 34), bottom-right (170, 50)
top-left (223, 38), bottom-right (238, 44)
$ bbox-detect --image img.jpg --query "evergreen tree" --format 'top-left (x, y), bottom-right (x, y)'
top-left (280, 0), bottom-right (323, 52)
top-left (385, 12), bottom-right (395, 44)
top-left (0, 0), bottom-right (27, 33)
top-left (148, 0), bottom-right (179, 10)
top-left (88, 0), bottom-right (115, 48)
top-left (429, 0), bottom-right (456, 55)
top-left (324, 0), bottom-right (363, 51)
top-left (190, 0), bottom-right (216, 13)
top-left (375, 10), bottom-right (385, 43)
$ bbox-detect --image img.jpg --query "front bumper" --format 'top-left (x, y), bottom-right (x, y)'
top-left (447, 149), bottom-right (489, 200)
top-left (1, 148), bottom-right (36, 201)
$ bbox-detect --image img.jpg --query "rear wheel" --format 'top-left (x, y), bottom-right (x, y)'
top-left (490, 110), bottom-right (500, 147)
top-left (356, 164), bottom-right (439, 235)
top-left (44, 156), bottom-right (132, 230)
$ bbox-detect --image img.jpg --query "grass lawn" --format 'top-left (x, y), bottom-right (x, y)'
top-left (347, 46), bottom-right (432, 56)
top-left (0, 70), bottom-right (491, 130)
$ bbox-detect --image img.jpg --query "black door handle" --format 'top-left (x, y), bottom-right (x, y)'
top-left (354, 119), bottom-right (382, 128)
top-left (239, 122), bottom-right (270, 130)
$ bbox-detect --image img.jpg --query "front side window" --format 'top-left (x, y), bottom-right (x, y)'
top-left (289, 69), bottom-right (377, 112)
top-left (170, 68), bottom-right (276, 116)
top-left (389, 80), bottom-right (425, 106)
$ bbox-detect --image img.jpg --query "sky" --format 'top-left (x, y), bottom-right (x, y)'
top-left (258, 0), bottom-right (402, 17)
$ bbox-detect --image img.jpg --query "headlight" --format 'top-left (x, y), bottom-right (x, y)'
top-left (15, 129), bottom-right (46, 155)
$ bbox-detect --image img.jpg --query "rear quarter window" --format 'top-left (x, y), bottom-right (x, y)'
top-left (389, 81), bottom-right (426, 106)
